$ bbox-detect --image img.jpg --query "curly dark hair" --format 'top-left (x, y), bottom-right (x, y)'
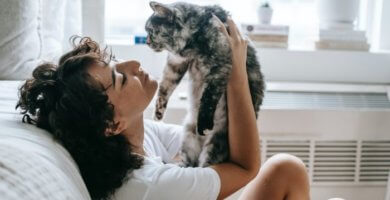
top-left (16, 36), bottom-right (143, 200)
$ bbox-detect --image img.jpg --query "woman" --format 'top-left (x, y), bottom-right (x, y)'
top-left (17, 18), bottom-right (310, 200)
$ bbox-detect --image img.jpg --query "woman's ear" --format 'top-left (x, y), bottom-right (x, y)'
top-left (105, 119), bottom-right (127, 136)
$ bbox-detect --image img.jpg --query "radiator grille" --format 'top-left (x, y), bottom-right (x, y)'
top-left (313, 141), bottom-right (357, 182)
top-left (359, 141), bottom-right (390, 182)
top-left (263, 92), bottom-right (390, 109)
top-left (262, 139), bottom-right (390, 184)
top-left (265, 140), bottom-right (310, 169)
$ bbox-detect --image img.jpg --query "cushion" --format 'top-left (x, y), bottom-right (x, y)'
top-left (0, 81), bottom-right (90, 199)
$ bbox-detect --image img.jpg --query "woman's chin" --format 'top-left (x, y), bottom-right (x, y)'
top-left (149, 74), bottom-right (158, 84)
top-left (146, 78), bottom-right (158, 100)
top-left (150, 79), bottom-right (158, 93)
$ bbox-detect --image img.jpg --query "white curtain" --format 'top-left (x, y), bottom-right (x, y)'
top-left (82, 0), bottom-right (105, 45)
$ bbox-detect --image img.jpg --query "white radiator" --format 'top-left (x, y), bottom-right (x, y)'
top-left (145, 81), bottom-right (390, 200)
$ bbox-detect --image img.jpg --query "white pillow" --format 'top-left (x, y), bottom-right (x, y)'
top-left (0, 81), bottom-right (91, 199)
top-left (0, 0), bottom-right (42, 80)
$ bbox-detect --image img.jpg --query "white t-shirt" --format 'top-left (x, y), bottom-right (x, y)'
top-left (113, 119), bottom-right (221, 200)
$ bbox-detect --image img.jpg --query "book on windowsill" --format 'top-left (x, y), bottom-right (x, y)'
top-left (241, 23), bottom-right (289, 36)
top-left (319, 29), bottom-right (366, 39)
top-left (319, 34), bottom-right (367, 42)
top-left (315, 40), bottom-right (370, 51)
top-left (247, 34), bottom-right (288, 43)
top-left (252, 41), bottom-right (288, 49)
top-left (316, 28), bottom-right (369, 51)
top-left (320, 21), bottom-right (355, 30)
top-left (242, 23), bottom-right (289, 49)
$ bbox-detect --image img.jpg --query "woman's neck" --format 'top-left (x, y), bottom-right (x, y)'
top-left (122, 114), bottom-right (145, 156)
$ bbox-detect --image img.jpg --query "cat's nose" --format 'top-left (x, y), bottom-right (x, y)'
top-left (146, 35), bottom-right (151, 45)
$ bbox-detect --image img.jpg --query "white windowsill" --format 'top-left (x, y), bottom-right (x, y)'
top-left (142, 79), bottom-right (390, 126)
top-left (108, 43), bottom-right (390, 85)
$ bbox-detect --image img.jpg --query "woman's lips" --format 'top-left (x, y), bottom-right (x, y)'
top-left (138, 67), bottom-right (148, 83)
top-left (139, 71), bottom-right (149, 84)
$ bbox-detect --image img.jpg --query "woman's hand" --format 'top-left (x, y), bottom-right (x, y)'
top-left (210, 15), bottom-right (260, 200)
top-left (213, 15), bottom-right (248, 86)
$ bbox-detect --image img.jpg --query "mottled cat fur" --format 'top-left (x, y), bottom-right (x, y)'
top-left (145, 1), bottom-right (265, 167)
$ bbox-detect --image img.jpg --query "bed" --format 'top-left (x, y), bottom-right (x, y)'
top-left (0, 81), bottom-right (90, 200)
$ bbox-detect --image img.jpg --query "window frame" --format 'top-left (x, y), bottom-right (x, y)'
top-left (82, 0), bottom-right (390, 84)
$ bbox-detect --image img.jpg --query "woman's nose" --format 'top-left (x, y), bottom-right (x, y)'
top-left (116, 60), bottom-right (141, 74)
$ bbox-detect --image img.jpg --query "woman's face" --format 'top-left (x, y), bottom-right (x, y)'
top-left (88, 60), bottom-right (158, 131)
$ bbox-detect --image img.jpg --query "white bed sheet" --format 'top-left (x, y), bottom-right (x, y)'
top-left (0, 81), bottom-right (90, 200)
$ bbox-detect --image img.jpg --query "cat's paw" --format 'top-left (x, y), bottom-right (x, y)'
top-left (154, 96), bottom-right (167, 121)
top-left (177, 161), bottom-right (187, 167)
top-left (196, 120), bottom-right (214, 135)
top-left (153, 111), bottom-right (163, 121)
top-left (197, 111), bottom-right (215, 135)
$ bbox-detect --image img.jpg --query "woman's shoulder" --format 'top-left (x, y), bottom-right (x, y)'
top-left (144, 119), bottom-right (183, 133)
top-left (130, 156), bottom-right (166, 183)
top-left (131, 156), bottom-right (218, 184)
top-left (143, 119), bottom-right (184, 161)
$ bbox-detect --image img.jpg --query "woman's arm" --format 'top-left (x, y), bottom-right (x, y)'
top-left (210, 16), bottom-right (261, 199)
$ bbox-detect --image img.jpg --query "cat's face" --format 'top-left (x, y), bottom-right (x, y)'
top-left (145, 2), bottom-right (195, 52)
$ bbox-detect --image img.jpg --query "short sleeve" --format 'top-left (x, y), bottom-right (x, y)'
top-left (144, 119), bottom-right (184, 160)
top-left (146, 164), bottom-right (221, 200)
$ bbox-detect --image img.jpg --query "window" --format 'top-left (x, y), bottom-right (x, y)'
top-left (105, 0), bottom-right (221, 44)
top-left (105, 0), bottom-right (374, 49)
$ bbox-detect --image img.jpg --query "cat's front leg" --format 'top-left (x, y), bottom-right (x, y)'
top-left (154, 54), bottom-right (190, 120)
top-left (180, 122), bottom-right (204, 167)
top-left (197, 65), bottom-right (230, 135)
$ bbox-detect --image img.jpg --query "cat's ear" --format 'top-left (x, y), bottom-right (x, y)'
top-left (150, 1), bottom-right (173, 17)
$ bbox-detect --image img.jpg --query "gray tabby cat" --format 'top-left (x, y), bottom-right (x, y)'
top-left (145, 1), bottom-right (265, 167)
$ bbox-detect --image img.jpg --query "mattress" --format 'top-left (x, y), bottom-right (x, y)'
top-left (0, 81), bottom-right (90, 200)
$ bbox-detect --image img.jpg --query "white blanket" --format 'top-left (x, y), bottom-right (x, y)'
top-left (0, 81), bottom-right (90, 200)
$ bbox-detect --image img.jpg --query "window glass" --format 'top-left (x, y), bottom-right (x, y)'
top-left (105, 0), bottom-right (347, 48)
